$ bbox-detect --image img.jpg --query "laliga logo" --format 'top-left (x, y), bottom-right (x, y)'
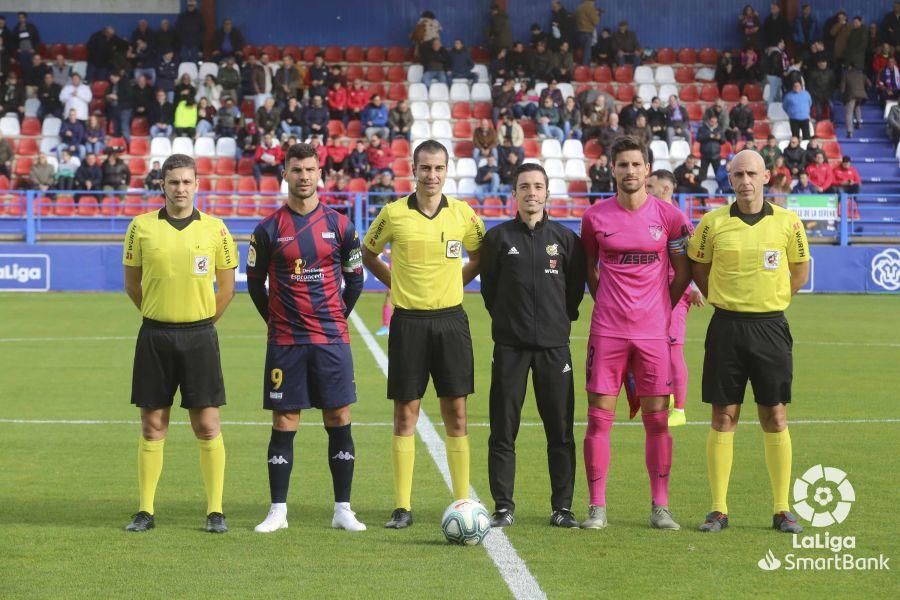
top-left (870, 248), bottom-right (900, 291)
top-left (792, 464), bottom-right (855, 527)
top-left (0, 264), bottom-right (42, 283)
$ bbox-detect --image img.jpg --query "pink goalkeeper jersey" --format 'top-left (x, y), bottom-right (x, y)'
top-left (581, 195), bottom-right (691, 340)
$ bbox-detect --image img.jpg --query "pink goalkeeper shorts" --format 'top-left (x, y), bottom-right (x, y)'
top-left (585, 334), bottom-right (672, 397)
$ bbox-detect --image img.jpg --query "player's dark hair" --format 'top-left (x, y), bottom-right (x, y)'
top-left (161, 154), bottom-right (196, 180)
top-left (610, 135), bottom-right (649, 165)
top-left (413, 139), bottom-right (449, 167)
top-left (284, 142), bottom-right (319, 167)
top-left (513, 163), bottom-right (549, 190)
top-left (651, 169), bottom-right (677, 186)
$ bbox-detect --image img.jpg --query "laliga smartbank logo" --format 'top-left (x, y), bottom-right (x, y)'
top-left (757, 465), bottom-right (890, 572)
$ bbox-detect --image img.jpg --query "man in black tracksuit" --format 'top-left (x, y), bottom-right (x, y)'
top-left (480, 163), bottom-right (587, 529)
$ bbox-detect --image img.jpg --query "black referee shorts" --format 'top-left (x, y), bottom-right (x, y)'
top-left (387, 305), bottom-right (474, 401)
top-left (702, 308), bottom-right (793, 407)
top-left (131, 318), bottom-right (226, 410)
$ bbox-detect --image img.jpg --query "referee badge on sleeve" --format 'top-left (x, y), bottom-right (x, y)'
top-left (446, 240), bottom-right (462, 258)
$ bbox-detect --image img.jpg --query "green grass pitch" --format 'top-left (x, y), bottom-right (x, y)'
top-left (1, 292), bottom-right (897, 598)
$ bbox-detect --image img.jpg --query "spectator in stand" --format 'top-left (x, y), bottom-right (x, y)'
top-left (844, 16), bottom-right (868, 72)
top-left (588, 155), bottom-right (613, 198)
top-left (237, 120), bottom-right (259, 162)
top-left (14, 12), bottom-right (41, 82)
top-left (36, 71), bottom-right (62, 121)
top-left (325, 137), bottom-right (350, 176)
top-left (410, 10), bottom-right (442, 59)
top-left (715, 154), bottom-right (734, 193)
top-left (86, 26), bottom-right (122, 83)
top-left (829, 12), bottom-right (850, 69)
top-left (0, 132), bottom-right (12, 177)
top-left (804, 136), bottom-right (826, 166)
top-left (739, 44), bottom-right (763, 87)
top-left (743, 137), bottom-right (760, 153)
top-left (612, 20), bottom-right (641, 68)
top-left (156, 50), bottom-right (178, 103)
top-left (253, 132), bottom-right (285, 185)
top-left (130, 18), bottom-right (154, 47)
top-left (473, 118), bottom-right (499, 162)
top-left (704, 98), bottom-right (730, 134)
top-left (784, 55), bottom-right (805, 90)
top-left (388, 100), bottom-right (413, 141)
top-left (421, 39), bottom-right (451, 88)
top-left (25, 53), bottom-right (50, 94)
top-left (75, 153), bottom-right (103, 191)
top-left (273, 55), bottom-right (302, 109)
top-left (361, 94), bottom-right (389, 141)
top-left (619, 95), bottom-right (645, 129)
top-left (665, 94), bottom-right (691, 146)
top-left (196, 74), bottom-right (222, 108)
top-left (806, 153), bottom-right (835, 193)
top-left (303, 94), bottom-right (330, 141)
top-left (131, 38), bottom-right (157, 86)
top-left (581, 93), bottom-right (611, 140)
top-left (598, 112), bottom-right (624, 159)
top-left (591, 27), bottom-right (614, 67)
top-left (29, 154), bottom-right (55, 192)
top-left (507, 41), bottom-right (531, 80)
top-left (763, 38), bottom-right (788, 104)
top-left (496, 148), bottom-right (519, 199)
top-left (728, 94), bottom-right (755, 144)
top-left (767, 173), bottom-right (791, 204)
top-left (131, 74), bottom-right (154, 125)
top-left (50, 53), bottom-right (71, 87)
top-left (84, 114), bottom-right (105, 156)
top-left (794, 4), bottom-right (820, 48)
top-left (498, 113), bottom-right (525, 163)
top-left (739, 5), bottom-right (761, 50)
top-left (105, 72), bottom-right (133, 141)
top-left (833, 156), bottom-right (861, 194)
top-left (327, 80), bottom-right (348, 123)
top-left (792, 171), bottom-right (816, 194)
top-left (551, 41), bottom-right (574, 83)
top-left (60, 73), bottom-right (92, 122)
top-left (882, 2), bottom-right (900, 47)
top-left (674, 155), bottom-right (705, 194)
top-left (449, 40), bottom-right (477, 84)
top-left (487, 3), bottom-right (513, 56)
top-left (174, 72), bottom-right (197, 105)
top-left (489, 48), bottom-right (509, 81)
top-left (715, 52), bottom-right (742, 92)
top-left (241, 54), bottom-right (264, 106)
top-left (475, 155), bottom-right (501, 199)
top-left (872, 43), bottom-right (893, 74)
top-left (759, 135), bottom-right (781, 170)
top-left (54, 150), bottom-right (80, 192)
top-left (888, 102), bottom-right (900, 144)
top-left (626, 113), bottom-right (652, 150)
top-left (877, 56), bottom-right (900, 104)
top-left (255, 96), bottom-right (281, 136)
top-left (783, 81), bottom-right (813, 140)
top-left (697, 115), bottom-right (723, 185)
top-left (762, 3), bottom-right (791, 49)
top-left (646, 96), bottom-right (667, 141)
top-left (536, 96), bottom-right (565, 144)
top-left (347, 79), bottom-right (369, 122)
top-left (144, 160), bottom-right (162, 190)
top-left (57, 109), bottom-right (87, 160)
top-left (550, 0), bottom-right (575, 49)
top-left (195, 97), bottom-right (216, 137)
top-left (258, 53), bottom-right (276, 106)
top-left (218, 56), bottom-right (241, 104)
top-left (530, 23), bottom-right (550, 49)
top-left (348, 140), bottom-right (369, 179)
top-left (807, 58), bottom-right (835, 120)
top-left (561, 96), bottom-right (582, 140)
top-left (369, 171), bottom-right (396, 199)
top-left (149, 89), bottom-right (174, 138)
top-left (175, 0), bottom-right (204, 62)
top-left (841, 64), bottom-right (870, 138)
top-left (210, 18), bottom-right (245, 61)
top-left (491, 79), bottom-right (519, 123)
top-left (173, 96), bottom-right (198, 137)
top-left (771, 155), bottom-right (791, 183)
top-left (155, 18), bottom-right (177, 57)
top-left (531, 40), bottom-right (556, 83)
top-left (215, 96), bottom-right (241, 139)
top-left (574, 0), bottom-right (600, 66)
top-left (280, 96), bottom-right (304, 138)
top-left (366, 134), bottom-right (393, 178)
top-left (307, 53), bottom-right (329, 100)
top-left (101, 152), bottom-right (130, 191)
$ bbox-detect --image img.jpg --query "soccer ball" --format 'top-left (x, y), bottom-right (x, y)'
top-left (441, 499), bottom-right (491, 546)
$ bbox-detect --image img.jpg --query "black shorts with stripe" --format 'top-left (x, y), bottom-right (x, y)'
top-left (702, 308), bottom-right (793, 406)
top-left (131, 318), bottom-right (226, 409)
top-left (387, 305), bottom-right (474, 401)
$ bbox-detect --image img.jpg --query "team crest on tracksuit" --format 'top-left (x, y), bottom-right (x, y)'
top-left (648, 225), bottom-right (663, 241)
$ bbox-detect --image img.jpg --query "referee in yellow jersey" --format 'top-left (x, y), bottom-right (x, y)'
top-left (688, 150), bottom-right (810, 534)
top-left (362, 140), bottom-right (485, 529)
top-left (122, 154), bottom-right (238, 533)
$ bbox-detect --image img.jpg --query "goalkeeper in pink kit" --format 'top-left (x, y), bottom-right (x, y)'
top-left (579, 137), bottom-right (692, 530)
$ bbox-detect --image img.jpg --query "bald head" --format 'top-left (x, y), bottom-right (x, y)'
top-left (728, 149), bottom-right (766, 174)
top-left (728, 150), bottom-right (769, 206)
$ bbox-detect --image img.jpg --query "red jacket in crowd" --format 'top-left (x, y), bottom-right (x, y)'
top-left (832, 164), bottom-right (861, 186)
top-left (347, 86), bottom-right (370, 113)
top-left (367, 142), bottom-right (393, 171)
top-left (806, 161), bottom-right (834, 191)
top-left (328, 87), bottom-right (348, 111)
top-left (254, 142), bottom-right (285, 166)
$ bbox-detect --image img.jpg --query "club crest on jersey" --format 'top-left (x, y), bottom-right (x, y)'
top-left (193, 255), bottom-right (210, 275)
top-left (247, 244), bottom-right (257, 267)
top-left (546, 244), bottom-right (559, 256)
top-left (649, 225), bottom-right (663, 241)
top-left (446, 240), bottom-right (462, 258)
top-left (294, 258), bottom-right (306, 274)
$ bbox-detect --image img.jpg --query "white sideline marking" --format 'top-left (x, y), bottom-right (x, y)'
top-left (348, 311), bottom-right (547, 600)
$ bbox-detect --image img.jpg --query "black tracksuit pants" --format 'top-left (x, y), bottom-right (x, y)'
top-left (488, 343), bottom-right (575, 513)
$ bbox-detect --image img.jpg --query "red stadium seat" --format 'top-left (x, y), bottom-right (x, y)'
top-left (568, 180), bottom-right (588, 194)
top-left (22, 117), bottom-right (41, 136)
top-left (573, 65), bottom-right (591, 83)
top-left (395, 179), bottom-right (413, 193)
top-left (131, 118), bottom-right (149, 136)
top-left (823, 141), bottom-right (842, 159)
top-left (99, 196), bottom-right (119, 216)
top-left (209, 195), bottom-right (235, 217)
top-left (236, 197), bottom-right (258, 216)
top-left (392, 158), bottom-right (411, 177)
top-left (454, 141), bottom-right (474, 157)
top-left (91, 81), bottom-right (110, 97)
top-left (452, 121), bottom-right (473, 138)
top-left (596, 82), bottom-right (615, 96)
top-left (258, 197), bottom-right (278, 217)
top-left (0, 174), bottom-right (10, 189)
top-left (387, 65), bottom-right (406, 83)
top-left (70, 43), bottom-right (88, 61)
top-left (593, 65), bottom-right (612, 82)
top-left (656, 48), bottom-right (675, 64)
top-left (721, 84), bottom-right (740, 102)
top-left (348, 178), bottom-right (368, 193)
top-left (49, 43), bottom-right (67, 58)
top-left (14, 158), bottom-right (33, 177)
top-left (238, 176), bottom-right (257, 192)
top-left (242, 44), bottom-right (258, 58)
top-left (675, 67), bottom-right (695, 84)
top-left (195, 156), bottom-right (213, 176)
top-left (386, 83), bottom-right (407, 101)
top-left (465, 197), bottom-right (482, 215)
top-left (571, 197), bottom-right (591, 217)
top-left (700, 84), bottom-right (720, 102)
top-left (282, 45), bottom-right (302, 61)
top-left (522, 139), bottom-right (540, 158)
top-left (215, 178), bottom-right (235, 192)
top-left (391, 138), bottom-right (410, 157)
top-left (241, 99), bottom-right (256, 119)
top-left (35, 197), bottom-right (53, 217)
top-left (386, 46), bottom-right (407, 63)
top-left (520, 120), bottom-right (537, 138)
top-left (584, 139), bottom-right (604, 159)
top-left (366, 46), bottom-right (385, 63)
top-left (471, 46), bottom-right (490, 63)
top-left (367, 83), bottom-right (385, 98)
top-left (815, 121), bottom-right (836, 138)
top-left (122, 195), bottom-right (145, 216)
top-left (260, 177), bottom-right (280, 192)
top-left (751, 102), bottom-right (768, 120)
top-left (687, 103), bottom-right (703, 121)
top-left (753, 122), bottom-right (771, 139)
top-left (215, 157), bottom-right (236, 176)
top-left (614, 66), bottom-right (633, 83)
top-left (743, 83), bottom-right (763, 102)
top-left (129, 137), bottom-right (149, 156)
top-left (197, 177), bottom-right (212, 192)
top-left (346, 65), bottom-right (364, 82)
top-left (303, 45), bottom-right (321, 62)
top-left (328, 120), bottom-right (346, 138)
top-left (719, 141), bottom-right (733, 159)
top-left (346, 120), bottom-right (363, 138)
top-left (54, 196), bottom-right (76, 216)
top-left (676, 48), bottom-right (696, 64)
top-left (616, 85), bottom-right (635, 102)
top-left (481, 198), bottom-right (504, 217)
top-left (548, 201), bottom-right (570, 218)
top-left (77, 196), bottom-right (99, 216)
top-left (17, 138), bottom-right (37, 156)
top-left (366, 66), bottom-right (385, 83)
top-left (345, 46), bottom-right (364, 63)
top-left (678, 84), bottom-right (698, 102)
top-left (129, 158), bottom-right (148, 176)
top-left (261, 44), bottom-right (281, 61)
top-left (89, 98), bottom-right (106, 114)
top-left (452, 102), bottom-right (472, 119)
top-left (238, 158), bottom-right (255, 176)
top-left (324, 45), bottom-right (343, 62)
top-left (699, 48), bottom-right (718, 65)
top-left (472, 102), bottom-right (492, 119)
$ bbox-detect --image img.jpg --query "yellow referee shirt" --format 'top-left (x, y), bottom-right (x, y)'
top-left (123, 208), bottom-right (238, 323)
top-left (688, 202), bottom-right (810, 313)
top-left (364, 194), bottom-right (486, 310)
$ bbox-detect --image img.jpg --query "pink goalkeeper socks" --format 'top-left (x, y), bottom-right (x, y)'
top-left (642, 409), bottom-right (672, 506)
top-left (382, 304), bottom-right (392, 327)
top-left (671, 344), bottom-right (688, 410)
top-left (584, 406), bottom-right (615, 506)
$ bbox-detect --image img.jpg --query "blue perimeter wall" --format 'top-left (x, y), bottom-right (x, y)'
top-left (1, 243), bottom-right (898, 294)
top-left (27, 1), bottom-right (888, 52)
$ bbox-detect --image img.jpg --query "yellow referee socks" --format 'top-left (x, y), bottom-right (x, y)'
top-left (138, 437), bottom-right (165, 514)
top-left (764, 429), bottom-right (793, 513)
top-left (707, 429), bottom-right (734, 514)
top-left (445, 435), bottom-right (470, 501)
top-left (197, 433), bottom-right (226, 515)
top-left (392, 435), bottom-right (415, 510)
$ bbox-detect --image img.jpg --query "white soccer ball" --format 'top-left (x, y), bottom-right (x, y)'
top-left (441, 499), bottom-right (491, 545)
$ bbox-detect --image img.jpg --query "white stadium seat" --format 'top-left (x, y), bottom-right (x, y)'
top-left (564, 159), bottom-right (588, 179)
top-left (42, 117), bottom-right (62, 137)
top-left (456, 158), bottom-right (477, 178)
top-left (150, 137), bottom-right (172, 157)
top-left (669, 140), bottom-right (691, 161)
top-left (442, 178), bottom-right (457, 194)
top-left (544, 159), bottom-right (565, 178)
top-left (172, 137), bottom-right (194, 156)
top-left (446, 159), bottom-right (456, 178)
top-left (548, 178), bottom-right (567, 197)
top-left (215, 137), bottom-right (236, 157)
top-left (562, 139), bottom-right (584, 159)
top-left (24, 98), bottom-right (41, 117)
top-left (198, 62), bottom-right (219, 81)
top-left (406, 65), bottom-right (423, 83)
top-left (523, 157), bottom-right (541, 165)
top-left (449, 83), bottom-right (470, 102)
top-left (410, 121), bottom-right (431, 139)
top-left (407, 83), bottom-right (428, 102)
top-left (428, 82), bottom-right (449, 101)
top-left (767, 102), bottom-right (789, 121)
top-left (71, 61), bottom-right (87, 79)
top-left (473, 64), bottom-right (489, 83)
top-left (177, 62), bottom-right (199, 82)
top-left (194, 137), bottom-right (216, 157)
top-left (557, 83), bottom-right (574, 99)
top-left (650, 140), bottom-right (670, 160)
top-left (637, 84), bottom-right (657, 102)
top-left (701, 180), bottom-right (718, 194)
top-left (0, 116), bottom-right (19, 136)
top-left (533, 82), bottom-right (547, 98)
top-left (431, 120), bottom-right (452, 138)
top-left (634, 65), bottom-right (654, 84)
top-left (772, 121), bottom-right (792, 142)
top-left (654, 66), bottom-right (676, 84)
top-left (410, 101), bottom-right (430, 120)
top-left (652, 159), bottom-right (672, 173)
top-left (45, 155), bottom-right (59, 171)
top-left (470, 83), bottom-right (492, 102)
top-left (40, 137), bottom-right (60, 155)
top-left (541, 139), bottom-right (562, 159)
top-left (437, 139), bottom-right (454, 157)
top-left (658, 84), bottom-right (679, 101)
top-left (457, 177), bottom-right (476, 195)
top-left (884, 101), bottom-right (898, 120)
top-left (430, 101), bottom-right (451, 121)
